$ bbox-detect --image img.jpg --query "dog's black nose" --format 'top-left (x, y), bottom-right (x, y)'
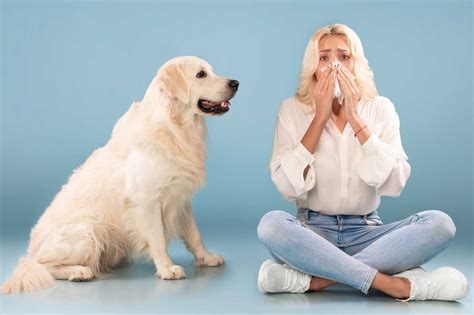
top-left (228, 80), bottom-right (239, 90)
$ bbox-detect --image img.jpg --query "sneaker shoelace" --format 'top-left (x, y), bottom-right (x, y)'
top-left (283, 266), bottom-right (308, 292)
top-left (415, 277), bottom-right (439, 300)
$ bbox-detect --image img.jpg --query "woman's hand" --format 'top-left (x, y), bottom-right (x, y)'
top-left (337, 65), bottom-right (361, 120)
top-left (313, 65), bottom-right (336, 124)
top-left (301, 66), bottom-right (335, 157)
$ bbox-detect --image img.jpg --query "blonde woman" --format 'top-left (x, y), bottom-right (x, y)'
top-left (257, 24), bottom-right (469, 302)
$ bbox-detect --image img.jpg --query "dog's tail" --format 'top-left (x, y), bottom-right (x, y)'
top-left (1, 256), bottom-right (55, 294)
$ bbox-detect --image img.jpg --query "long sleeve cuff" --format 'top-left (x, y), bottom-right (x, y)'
top-left (294, 142), bottom-right (315, 165)
top-left (358, 133), bottom-right (398, 188)
top-left (279, 142), bottom-right (316, 198)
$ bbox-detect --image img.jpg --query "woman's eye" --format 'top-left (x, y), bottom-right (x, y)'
top-left (340, 55), bottom-right (350, 60)
top-left (196, 70), bottom-right (207, 78)
top-left (319, 56), bottom-right (328, 62)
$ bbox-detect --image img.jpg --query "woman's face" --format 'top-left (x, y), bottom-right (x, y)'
top-left (315, 35), bottom-right (354, 81)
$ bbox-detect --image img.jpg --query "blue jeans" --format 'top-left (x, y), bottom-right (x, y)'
top-left (257, 208), bottom-right (456, 294)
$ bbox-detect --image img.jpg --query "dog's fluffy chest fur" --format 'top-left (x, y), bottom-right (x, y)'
top-left (147, 119), bottom-right (207, 195)
top-left (111, 103), bottom-right (208, 207)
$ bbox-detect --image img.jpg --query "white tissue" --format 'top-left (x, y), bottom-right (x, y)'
top-left (321, 61), bottom-right (344, 104)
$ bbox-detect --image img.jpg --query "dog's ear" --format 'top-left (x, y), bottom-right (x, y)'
top-left (157, 64), bottom-right (190, 104)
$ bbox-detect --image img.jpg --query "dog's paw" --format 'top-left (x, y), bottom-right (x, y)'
top-left (156, 265), bottom-right (186, 280)
top-left (195, 253), bottom-right (225, 267)
top-left (68, 266), bottom-right (94, 282)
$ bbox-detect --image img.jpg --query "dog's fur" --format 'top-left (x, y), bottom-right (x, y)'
top-left (1, 56), bottom-right (238, 294)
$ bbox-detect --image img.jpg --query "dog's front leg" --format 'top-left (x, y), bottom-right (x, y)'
top-left (135, 202), bottom-right (186, 280)
top-left (182, 203), bottom-right (224, 267)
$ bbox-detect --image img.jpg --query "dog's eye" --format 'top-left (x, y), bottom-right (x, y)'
top-left (196, 70), bottom-right (207, 78)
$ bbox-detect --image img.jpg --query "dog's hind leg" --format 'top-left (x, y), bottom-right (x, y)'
top-left (48, 265), bottom-right (94, 282)
top-left (33, 222), bottom-right (103, 280)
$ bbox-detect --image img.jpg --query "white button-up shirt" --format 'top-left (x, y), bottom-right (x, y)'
top-left (269, 95), bottom-right (411, 216)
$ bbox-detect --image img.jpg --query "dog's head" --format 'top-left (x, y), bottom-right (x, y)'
top-left (155, 56), bottom-right (239, 116)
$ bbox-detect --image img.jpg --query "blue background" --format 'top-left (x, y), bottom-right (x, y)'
top-left (2, 0), bottom-right (472, 240)
top-left (0, 1), bottom-right (473, 313)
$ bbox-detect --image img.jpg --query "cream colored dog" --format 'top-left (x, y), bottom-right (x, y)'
top-left (1, 56), bottom-right (239, 294)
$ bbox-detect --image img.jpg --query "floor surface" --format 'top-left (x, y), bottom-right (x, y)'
top-left (1, 231), bottom-right (472, 314)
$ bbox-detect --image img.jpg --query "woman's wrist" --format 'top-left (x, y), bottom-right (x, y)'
top-left (348, 114), bottom-right (371, 145)
top-left (301, 116), bottom-right (326, 155)
top-left (313, 115), bottom-right (329, 127)
top-left (347, 113), bottom-right (363, 129)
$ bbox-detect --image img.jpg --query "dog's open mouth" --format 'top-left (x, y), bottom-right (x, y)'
top-left (198, 99), bottom-right (231, 114)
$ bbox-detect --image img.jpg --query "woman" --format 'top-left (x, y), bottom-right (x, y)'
top-left (256, 23), bottom-right (469, 302)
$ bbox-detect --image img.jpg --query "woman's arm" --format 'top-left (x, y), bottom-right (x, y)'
top-left (355, 98), bottom-right (411, 196)
top-left (336, 68), bottom-right (410, 196)
top-left (270, 69), bottom-right (334, 201)
top-left (301, 116), bottom-right (326, 179)
top-left (300, 66), bottom-right (335, 179)
top-left (269, 103), bottom-right (319, 201)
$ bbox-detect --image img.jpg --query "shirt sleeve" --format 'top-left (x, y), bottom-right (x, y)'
top-left (357, 99), bottom-right (411, 197)
top-left (269, 102), bottom-right (316, 201)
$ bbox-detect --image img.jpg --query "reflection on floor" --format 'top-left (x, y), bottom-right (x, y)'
top-left (1, 231), bottom-right (472, 314)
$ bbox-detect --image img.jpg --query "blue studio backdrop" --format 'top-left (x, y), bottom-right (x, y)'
top-left (1, 0), bottom-right (472, 249)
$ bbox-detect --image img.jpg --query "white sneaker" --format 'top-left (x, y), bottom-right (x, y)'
top-left (257, 259), bottom-right (311, 293)
top-left (392, 266), bottom-right (426, 278)
top-left (394, 266), bottom-right (469, 302)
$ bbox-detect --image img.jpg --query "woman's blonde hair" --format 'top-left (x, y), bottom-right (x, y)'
top-left (295, 24), bottom-right (378, 110)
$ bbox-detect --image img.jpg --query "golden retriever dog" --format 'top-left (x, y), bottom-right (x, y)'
top-left (1, 56), bottom-right (239, 294)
